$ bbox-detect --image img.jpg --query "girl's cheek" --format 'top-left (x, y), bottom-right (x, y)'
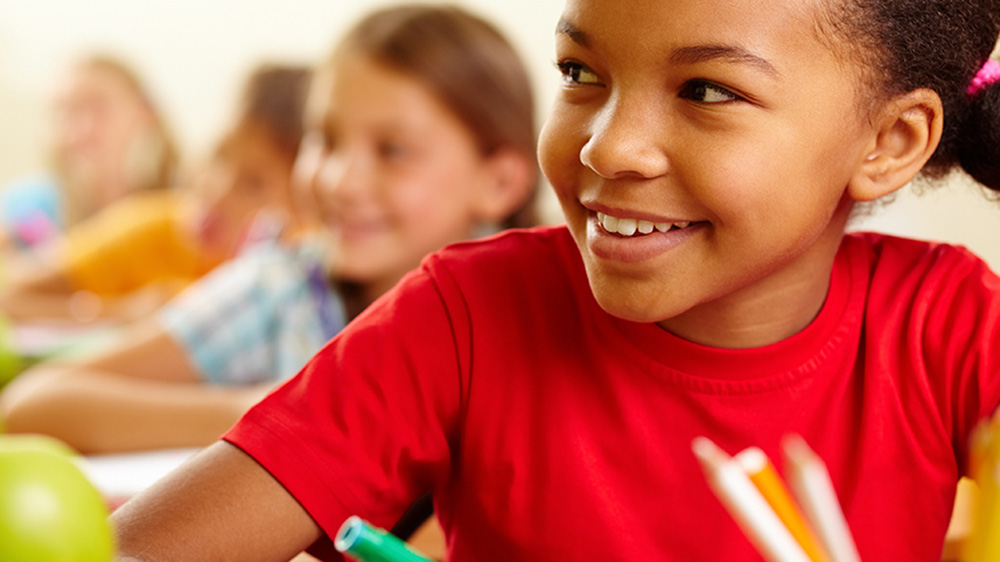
top-left (540, 108), bottom-right (585, 172)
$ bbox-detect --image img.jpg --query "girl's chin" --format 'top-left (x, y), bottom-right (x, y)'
top-left (592, 293), bottom-right (672, 324)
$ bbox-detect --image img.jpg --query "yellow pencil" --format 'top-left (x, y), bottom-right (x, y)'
top-left (781, 435), bottom-right (861, 562)
top-left (735, 447), bottom-right (833, 562)
top-left (963, 420), bottom-right (1000, 562)
top-left (693, 437), bottom-right (811, 562)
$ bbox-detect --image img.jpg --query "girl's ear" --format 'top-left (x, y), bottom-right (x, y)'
top-left (472, 147), bottom-right (537, 223)
top-left (848, 88), bottom-right (944, 202)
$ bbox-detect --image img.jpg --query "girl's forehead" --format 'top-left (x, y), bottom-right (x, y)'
top-left (307, 55), bottom-right (417, 115)
top-left (305, 55), bottom-right (467, 136)
top-left (559, 0), bottom-right (833, 70)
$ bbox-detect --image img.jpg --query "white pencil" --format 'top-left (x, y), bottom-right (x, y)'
top-left (692, 437), bottom-right (812, 562)
top-left (780, 434), bottom-right (861, 562)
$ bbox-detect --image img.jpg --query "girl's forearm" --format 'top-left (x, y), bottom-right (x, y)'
top-left (1, 365), bottom-right (270, 454)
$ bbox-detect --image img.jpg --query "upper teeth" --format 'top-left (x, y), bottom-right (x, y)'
top-left (597, 212), bottom-right (690, 236)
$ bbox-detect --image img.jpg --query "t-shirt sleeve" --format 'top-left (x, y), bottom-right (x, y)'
top-left (222, 260), bottom-right (463, 549)
top-left (60, 192), bottom-right (212, 296)
top-left (157, 249), bottom-right (279, 385)
top-left (158, 245), bottom-right (339, 386)
top-left (919, 245), bottom-right (1000, 471)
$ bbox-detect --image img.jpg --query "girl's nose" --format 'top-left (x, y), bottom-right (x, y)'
top-left (580, 93), bottom-right (670, 180)
top-left (198, 167), bottom-right (234, 209)
top-left (316, 150), bottom-right (370, 202)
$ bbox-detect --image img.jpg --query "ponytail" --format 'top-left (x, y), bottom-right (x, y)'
top-left (957, 61), bottom-right (1000, 192)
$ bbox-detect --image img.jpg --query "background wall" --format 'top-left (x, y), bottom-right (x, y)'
top-left (1, 0), bottom-right (998, 267)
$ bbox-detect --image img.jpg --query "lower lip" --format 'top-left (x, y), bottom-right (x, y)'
top-left (332, 221), bottom-right (387, 243)
top-left (196, 217), bottom-right (217, 242)
top-left (586, 217), bottom-right (703, 263)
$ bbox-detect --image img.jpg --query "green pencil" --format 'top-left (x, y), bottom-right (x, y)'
top-left (334, 516), bottom-right (434, 562)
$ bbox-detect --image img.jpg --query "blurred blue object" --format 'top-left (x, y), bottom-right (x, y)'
top-left (0, 174), bottom-right (63, 248)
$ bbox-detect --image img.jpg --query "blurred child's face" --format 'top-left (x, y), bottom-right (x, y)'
top-left (51, 64), bottom-right (156, 202)
top-left (185, 122), bottom-right (296, 259)
top-left (294, 53), bottom-right (497, 298)
top-left (538, 0), bottom-right (877, 346)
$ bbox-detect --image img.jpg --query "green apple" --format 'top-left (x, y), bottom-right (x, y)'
top-left (0, 313), bottom-right (21, 389)
top-left (0, 434), bottom-right (114, 561)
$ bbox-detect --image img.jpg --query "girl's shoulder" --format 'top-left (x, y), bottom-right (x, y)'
top-left (408, 224), bottom-right (589, 311)
top-left (430, 224), bottom-right (576, 267)
top-left (844, 231), bottom-right (999, 297)
top-left (842, 232), bottom-right (990, 270)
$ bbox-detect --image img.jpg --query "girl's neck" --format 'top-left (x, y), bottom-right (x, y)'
top-left (337, 264), bottom-right (422, 321)
top-left (337, 277), bottom-right (397, 321)
top-left (657, 259), bottom-right (835, 349)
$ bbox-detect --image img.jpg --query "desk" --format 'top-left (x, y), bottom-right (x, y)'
top-left (76, 447), bottom-right (201, 509)
top-left (10, 322), bottom-right (121, 362)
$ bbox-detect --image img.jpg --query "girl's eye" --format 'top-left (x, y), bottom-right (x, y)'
top-left (377, 141), bottom-right (406, 160)
top-left (680, 80), bottom-right (740, 104)
top-left (555, 61), bottom-right (601, 86)
top-left (236, 173), bottom-right (265, 195)
top-left (302, 130), bottom-right (333, 154)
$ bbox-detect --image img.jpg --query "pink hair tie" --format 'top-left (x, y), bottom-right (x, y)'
top-left (968, 59), bottom-right (1000, 96)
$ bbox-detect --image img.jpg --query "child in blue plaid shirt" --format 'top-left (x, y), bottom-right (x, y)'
top-left (0, 4), bottom-right (539, 455)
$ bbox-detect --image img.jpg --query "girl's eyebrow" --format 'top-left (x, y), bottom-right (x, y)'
top-left (555, 17), bottom-right (778, 78)
top-left (669, 45), bottom-right (779, 77)
top-left (555, 17), bottom-right (588, 46)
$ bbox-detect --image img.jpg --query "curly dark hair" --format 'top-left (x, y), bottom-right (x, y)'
top-left (824, 0), bottom-right (1000, 191)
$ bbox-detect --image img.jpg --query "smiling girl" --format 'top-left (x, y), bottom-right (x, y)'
top-left (111, 0), bottom-right (1000, 560)
top-left (0, 4), bottom-right (537, 456)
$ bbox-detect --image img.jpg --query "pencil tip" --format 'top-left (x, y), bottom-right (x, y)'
top-left (781, 434), bottom-right (810, 458)
top-left (733, 446), bottom-right (768, 472)
top-left (781, 434), bottom-right (823, 473)
top-left (692, 436), bottom-right (730, 468)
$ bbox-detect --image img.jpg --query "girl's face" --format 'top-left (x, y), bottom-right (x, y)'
top-left (185, 122), bottom-right (296, 260)
top-left (294, 53), bottom-right (498, 298)
top-left (538, 0), bottom-right (877, 347)
top-left (51, 64), bottom-right (156, 201)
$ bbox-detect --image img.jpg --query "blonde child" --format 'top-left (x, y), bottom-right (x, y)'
top-left (107, 0), bottom-right (1000, 560)
top-left (0, 64), bottom-right (311, 324)
top-left (0, 4), bottom-right (537, 461)
top-left (0, 54), bottom-right (177, 251)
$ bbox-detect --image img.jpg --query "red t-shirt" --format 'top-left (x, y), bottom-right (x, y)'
top-left (225, 225), bottom-right (1000, 561)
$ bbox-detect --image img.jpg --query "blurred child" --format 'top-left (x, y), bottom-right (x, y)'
top-left (102, 0), bottom-right (1000, 561)
top-left (0, 54), bottom-right (177, 251)
top-left (0, 64), bottom-right (311, 325)
top-left (0, 4), bottom-right (538, 460)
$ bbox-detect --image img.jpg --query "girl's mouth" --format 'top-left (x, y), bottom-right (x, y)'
top-left (586, 210), bottom-right (705, 264)
top-left (595, 211), bottom-right (698, 236)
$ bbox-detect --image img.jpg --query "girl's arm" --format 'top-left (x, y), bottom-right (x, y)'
top-left (0, 261), bottom-right (82, 322)
top-left (112, 440), bottom-right (323, 562)
top-left (0, 260), bottom-right (184, 324)
top-left (0, 319), bottom-right (271, 454)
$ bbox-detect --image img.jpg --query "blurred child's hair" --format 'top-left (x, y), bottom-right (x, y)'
top-left (823, 0), bottom-right (1000, 190)
top-left (235, 64), bottom-right (312, 159)
top-left (331, 4), bottom-right (539, 228)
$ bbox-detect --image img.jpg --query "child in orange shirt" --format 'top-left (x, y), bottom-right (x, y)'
top-left (0, 64), bottom-right (310, 324)
top-left (0, 54), bottom-right (177, 252)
